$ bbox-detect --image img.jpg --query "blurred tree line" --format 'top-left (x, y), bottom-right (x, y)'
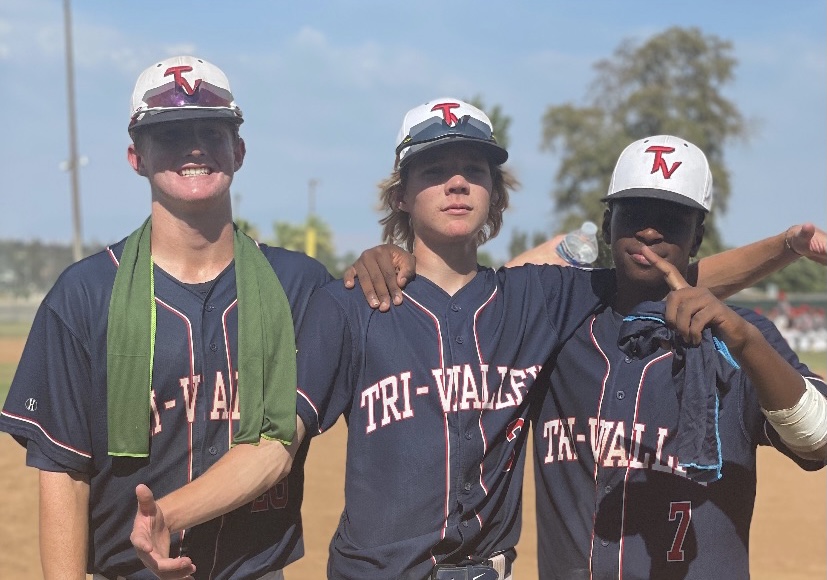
top-left (505, 26), bottom-right (825, 293)
top-left (241, 215), bottom-right (359, 278)
top-left (2, 27), bottom-right (823, 297)
top-left (0, 240), bottom-right (103, 298)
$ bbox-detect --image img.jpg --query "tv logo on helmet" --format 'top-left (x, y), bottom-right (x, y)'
top-left (164, 65), bottom-right (202, 96)
top-left (431, 102), bottom-right (461, 125)
top-left (646, 145), bottom-right (682, 179)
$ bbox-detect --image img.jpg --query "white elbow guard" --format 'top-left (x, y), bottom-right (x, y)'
top-left (762, 378), bottom-right (827, 454)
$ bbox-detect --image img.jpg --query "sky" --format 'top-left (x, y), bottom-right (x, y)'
top-left (1, 0), bottom-right (825, 264)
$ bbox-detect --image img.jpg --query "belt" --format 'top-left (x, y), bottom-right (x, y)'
top-left (431, 552), bottom-right (512, 580)
top-left (93, 571), bottom-right (284, 580)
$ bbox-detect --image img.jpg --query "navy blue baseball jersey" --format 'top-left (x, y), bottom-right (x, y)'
top-left (0, 236), bottom-right (331, 579)
top-left (532, 304), bottom-right (827, 580)
top-left (295, 264), bottom-right (616, 579)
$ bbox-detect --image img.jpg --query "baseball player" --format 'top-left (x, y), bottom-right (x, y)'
top-left (0, 55), bottom-right (412, 580)
top-left (531, 135), bottom-right (827, 579)
top-left (291, 97), bottom-right (626, 579)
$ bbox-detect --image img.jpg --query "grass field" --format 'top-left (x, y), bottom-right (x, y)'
top-left (0, 322), bottom-right (31, 337)
top-left (798, 350), bottom-right (827, 375)
top-left (0, 367), bottom-right (15, 400)
top-left (0, 321), bottom-right (29, 403)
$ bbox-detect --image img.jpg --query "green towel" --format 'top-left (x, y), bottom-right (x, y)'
top-left (106, 218), bottom-right (297, 457)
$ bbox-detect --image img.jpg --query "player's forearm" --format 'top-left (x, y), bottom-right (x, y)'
top-left (730, 325), bottom-right (808, 412)
top-left (159, 438), bottom-right (291, 533)
top-left (159, 416), bottom-right (305, 533)
top-left (39, 470), bottom-right (89, 580)
top-left (505, 234), bottom-right (570, 268)
top-left (693, 230), bottom-right (797, 299)
top-left (735, 333), bottom-right (827, 461)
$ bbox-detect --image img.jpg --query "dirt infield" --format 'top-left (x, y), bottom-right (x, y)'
top-left (289, 422), bottom-right (826, 580)
top-left (0, 422), bottom-right (823, 579)
top-left (0, 338), bottom-right (24, 365)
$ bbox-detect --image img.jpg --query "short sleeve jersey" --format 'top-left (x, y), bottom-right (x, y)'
top-left (532, 304), bottom-right (827, 580)
top-left (296, 264), bottom-right (615, 579)
top-left (0, 238), bottom-right (331, 579)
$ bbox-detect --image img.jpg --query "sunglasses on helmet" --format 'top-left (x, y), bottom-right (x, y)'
top-left (130, 81), bottom-right (238, 125)
top-left (396, 114), bottom-right (496, 157)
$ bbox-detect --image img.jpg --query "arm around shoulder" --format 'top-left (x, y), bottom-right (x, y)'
top-left (693, 223), bottom-right (826, 299)
top-left (505, 234), bottom-right (569, 268)
top-left (342, 243), bottom-right (416, 311)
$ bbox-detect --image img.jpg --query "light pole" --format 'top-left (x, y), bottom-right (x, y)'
top-left (305, 179), bottom-right (318, 258)
top-left (63, 0), bottom-right (83, 262)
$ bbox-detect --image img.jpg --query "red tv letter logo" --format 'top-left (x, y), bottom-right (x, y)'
top-left (431, 103), bottom-right (460, 125)
top-left (646, 146), bottom-right (682, 179)
top-left (164, 66), bottom-right (202, 96)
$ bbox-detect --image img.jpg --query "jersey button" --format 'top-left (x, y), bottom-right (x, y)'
top-left (451, 304), bottom-right (460, 312)
top-left (209, 446), bottom-right (218, 455)
top-left (616, 390), bottom-right (625, 400)
top-left (456, 336), bottom-right (464, 344)
top-left (465, 431), bottom-right (472, 440)
top-left (206, 304), bottom-right (215, 312)
top-left (210, 343), bottom-right (218, 352)
top-left (624, 356), bottom-right (632, 363)
top-left (601, 539), bottom-right (609, 547)
top-left (604, 485), bottom-right (612, 494)
top-left (464, 482), bottom-right (472, 491)
top-left (462, 521), bottom-right (469, 527)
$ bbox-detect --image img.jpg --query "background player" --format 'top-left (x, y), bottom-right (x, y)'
top-left (0, 55), bottom-right (411, 580)
top-left (531, 135), bottom-right (827, 579)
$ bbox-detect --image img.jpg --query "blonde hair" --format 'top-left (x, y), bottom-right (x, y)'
top-left (378, 158), bottom-right (519, 252)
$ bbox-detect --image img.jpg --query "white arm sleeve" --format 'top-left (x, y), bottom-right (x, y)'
top-left (762, 378), bottom-right (827, 454)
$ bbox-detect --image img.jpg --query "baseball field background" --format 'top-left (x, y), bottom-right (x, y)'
top-left (0, 317), bottom-right (824, 579)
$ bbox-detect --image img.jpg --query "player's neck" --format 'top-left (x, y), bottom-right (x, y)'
top-left (613, 281), bottom-right (669, 316)
top-left (413, 239), bottom-right (478, 296)
top-left (149, 202), bottom-right (235, 284)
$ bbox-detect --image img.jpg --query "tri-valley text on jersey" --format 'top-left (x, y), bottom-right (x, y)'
top-left (149, 371), bottom-right (241, 434)
top-left (358, 364), bottom-right (541, 434)
top-left (540, 417), bottom-right (698, 480)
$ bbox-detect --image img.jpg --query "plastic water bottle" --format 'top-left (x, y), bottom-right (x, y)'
top-left (556, 221), bottom-right (599, 267)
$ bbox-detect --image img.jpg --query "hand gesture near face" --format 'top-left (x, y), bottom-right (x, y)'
top-left (640, 245), bottom-right (759, 356)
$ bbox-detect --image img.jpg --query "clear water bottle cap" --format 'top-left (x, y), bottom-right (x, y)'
top-left (581, 221), bottom-right (598, 235)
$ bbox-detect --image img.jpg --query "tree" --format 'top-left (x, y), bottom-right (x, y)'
top-left (467, 96), bottom-right (536, 264)
top-left (234, 217), bottom-right (261, 240)
top-left (232, 193), bottom-right (262, 240)
top-left (272, 215), bottom-right (349, 277)
top-left (467, 95), bottom-right (512, 150)
top-left (760, 259), bottom-right (827, 294)
top-left (541, 27), bottom-right (750, 264)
